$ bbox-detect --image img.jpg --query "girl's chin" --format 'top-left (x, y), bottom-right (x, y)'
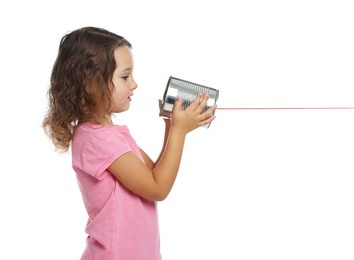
top-left (110, 105), bottom-right (130, 113)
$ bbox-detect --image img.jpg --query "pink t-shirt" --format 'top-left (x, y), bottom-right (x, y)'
top-left (72, 123), bottom-right (161, 260)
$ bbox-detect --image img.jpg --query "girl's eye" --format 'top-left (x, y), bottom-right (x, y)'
top-left (122, 76), bottom-right (129, 80)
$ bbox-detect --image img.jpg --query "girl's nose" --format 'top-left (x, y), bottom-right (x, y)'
top-left (131, 79), bottom-right (138, 90)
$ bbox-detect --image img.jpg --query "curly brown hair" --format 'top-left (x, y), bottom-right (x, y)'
top-left (42, 27), bottom-right (132, 152)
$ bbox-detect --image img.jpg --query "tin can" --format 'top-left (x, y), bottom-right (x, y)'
top-left (159, 76), bottom-right (219, 128)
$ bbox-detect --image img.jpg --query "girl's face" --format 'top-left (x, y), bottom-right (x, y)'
top-left (110, 45), bottom-right (138, 113)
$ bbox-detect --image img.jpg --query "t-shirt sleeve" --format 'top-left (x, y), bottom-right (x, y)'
top-left (79, 128), bottom-right (132, 180)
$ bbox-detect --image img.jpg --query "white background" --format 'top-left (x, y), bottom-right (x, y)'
top-left (1, 0), bottom-right (353, 259)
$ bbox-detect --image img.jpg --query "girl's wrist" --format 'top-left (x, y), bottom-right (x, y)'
top-left (169, 125), bottom-right (187, 138)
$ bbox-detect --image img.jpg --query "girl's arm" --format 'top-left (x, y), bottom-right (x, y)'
top-left (108, 94), bottom-right (216, 201)
top-left (154, 116), bottom-right (171, 166)
top-left (141, 100), bottom-right (171, 171)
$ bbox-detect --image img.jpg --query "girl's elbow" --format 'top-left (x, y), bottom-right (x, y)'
top-left (149, 189), bottom-right (170, 202)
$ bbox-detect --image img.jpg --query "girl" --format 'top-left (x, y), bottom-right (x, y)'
top-left (42, 26), bottom-right (216, 260)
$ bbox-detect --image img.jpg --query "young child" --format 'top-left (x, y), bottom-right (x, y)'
top-left (42, 26), bottom-right (216, 260)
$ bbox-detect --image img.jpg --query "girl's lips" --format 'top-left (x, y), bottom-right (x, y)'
top-left (128, 93), bottom-right (133, 101)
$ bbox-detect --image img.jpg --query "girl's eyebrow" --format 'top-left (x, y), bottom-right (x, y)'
top-left (119, 67), bottom-right (132, 73)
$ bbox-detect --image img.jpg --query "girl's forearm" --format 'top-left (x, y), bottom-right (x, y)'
top-left (155, 120), bottom-right (171, 166)
top-left (152, 127), bottom-right (186, 200)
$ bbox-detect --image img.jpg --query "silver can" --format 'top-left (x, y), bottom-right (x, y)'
top-left (159, 76), bottom-right (219, 128)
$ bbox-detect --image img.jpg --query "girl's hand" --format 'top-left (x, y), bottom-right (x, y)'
top-left (171, 93), bottom-right (216, 134)
top-left (108, 95), bottom-right (216, 202)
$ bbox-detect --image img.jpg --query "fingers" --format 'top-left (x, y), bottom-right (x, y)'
top-left (173, 94), bottom-right (216, 116)
top-left (200, 107), bottom-right (216, 125)
top-left (184, 93), bottom-right (201, 111)
top-left (196, 93), bottom-right (209, 114)
top-left (187, 93), bottom-right (216, 126)
top-left (185, 93), bottom-right (207, 113)
top-left (170, 94), bottom-right (216, 132)
top-left (187, 93), bottom-right (215, 116)
top-left (172, 97), bottom-right (183, 112)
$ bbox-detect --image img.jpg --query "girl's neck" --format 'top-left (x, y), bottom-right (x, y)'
top-left (79, 116), bottom-right (113, 126)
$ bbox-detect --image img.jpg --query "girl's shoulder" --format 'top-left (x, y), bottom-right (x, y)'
top-left (75, 122), bottom-right (129, 134)
top-left (72, 123), bottom-right (131, 148)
